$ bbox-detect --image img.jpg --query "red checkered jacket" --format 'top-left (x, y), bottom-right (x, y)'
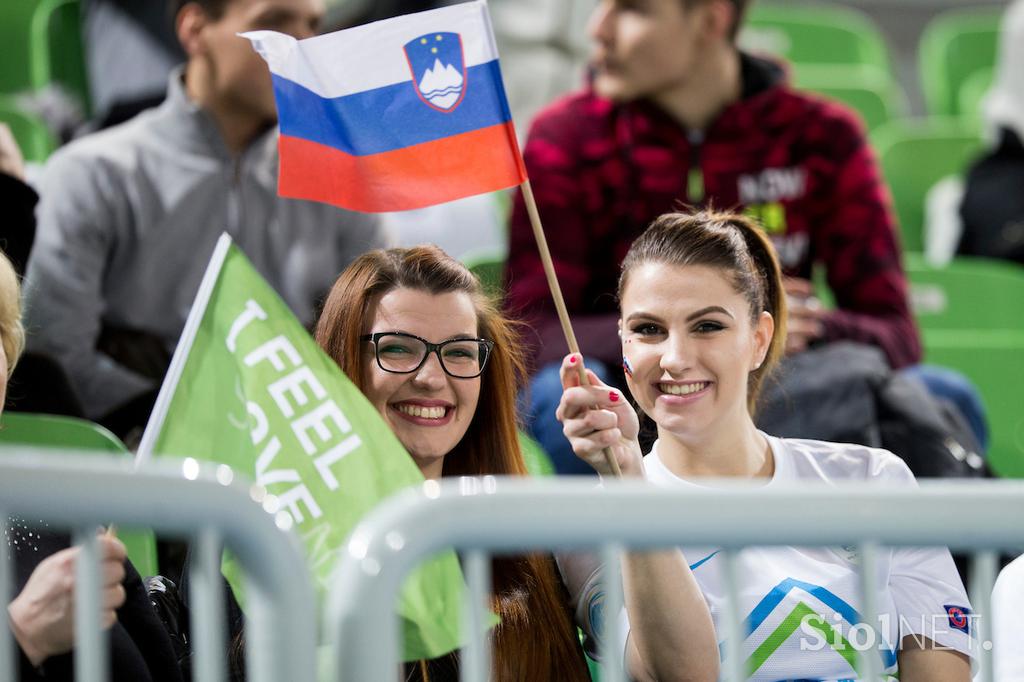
top-left (506, 54), bottom-right (921, 371)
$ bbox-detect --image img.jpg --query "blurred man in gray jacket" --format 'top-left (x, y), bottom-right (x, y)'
top-left (25, 0), bottom-right (388, 431)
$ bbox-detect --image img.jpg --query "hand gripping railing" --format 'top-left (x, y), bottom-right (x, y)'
top-left (327, 477), bottom-right (1024, 682)
top-left (0, 449), bottom-right (316, 682)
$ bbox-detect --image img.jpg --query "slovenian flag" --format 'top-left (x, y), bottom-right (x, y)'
top-left (244, 1), bottom-right (527, 213)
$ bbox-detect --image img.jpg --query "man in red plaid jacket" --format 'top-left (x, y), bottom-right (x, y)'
top-left (506, 0), bottom-right (983, 473)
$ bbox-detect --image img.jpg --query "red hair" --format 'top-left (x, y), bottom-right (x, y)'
top-left (315, 246), bottom-right (589, 680)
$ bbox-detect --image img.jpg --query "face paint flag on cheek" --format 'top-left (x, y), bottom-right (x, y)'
top-left (622, 355), bottom-right (634, 378)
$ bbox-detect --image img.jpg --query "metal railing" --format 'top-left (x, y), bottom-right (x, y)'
top-left (0, 449), bottom-right (316, 682)
top-left (327, 476), bottom-right (1024, 682)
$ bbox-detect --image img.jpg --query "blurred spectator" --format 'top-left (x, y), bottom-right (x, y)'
top-left (0, 124), bottom-right (84, 417)
top-left (506, 0), bottom-right (982, 474)
top-left (7, 525), bottom-right (182, 682)
top-left (958, 0), bottom-right (1024, 265)
top-left (1, 248), bottom-right (180, 681)
top-left (0, 124), bottom-right (35, 275)
top-left (24, 0), bottom-right (387, 440)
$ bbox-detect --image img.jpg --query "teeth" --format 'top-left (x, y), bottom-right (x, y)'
top-left (396, 404), bottom-right (447, 419)
top-left (659, 382), bottom-right (708, 396)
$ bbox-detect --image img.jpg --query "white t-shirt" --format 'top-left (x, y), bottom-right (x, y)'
top-left (561, 434), bottom-right (975, 681)
top-left (992, 554), bottom-right (1024, 680)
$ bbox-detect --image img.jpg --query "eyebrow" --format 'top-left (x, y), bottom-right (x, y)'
top-left (685, 306), bottom-right (734, 322)
top-left (625, 306), bottom-right (734, 323)
top-left (374, 330), bottom-right (479, 342)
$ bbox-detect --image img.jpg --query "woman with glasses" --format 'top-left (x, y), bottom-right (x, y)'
top-left (313, 245), bottom-right (592, 681)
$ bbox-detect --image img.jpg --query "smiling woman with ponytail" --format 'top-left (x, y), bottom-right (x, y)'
top-left (556, 210), bottom-right (975, 681)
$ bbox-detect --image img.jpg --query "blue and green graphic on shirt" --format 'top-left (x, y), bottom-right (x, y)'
top-left (726, 578), bottom-right (898, 677)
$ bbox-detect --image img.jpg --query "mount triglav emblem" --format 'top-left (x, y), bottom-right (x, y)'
top-left (404, 32), bottom-right (466, 112)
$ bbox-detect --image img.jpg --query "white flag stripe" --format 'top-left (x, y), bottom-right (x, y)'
top-left (243, 1), bottom-right (497, 100)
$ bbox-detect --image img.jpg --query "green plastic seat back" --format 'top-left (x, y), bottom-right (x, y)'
top-left (31, 0), bottom-right (90, 114)
top-left (919, 9), bottom-right (1001, 117)
top-left (518, 431), bottom-right (555, 477)
top-left (0, 412), bottom-right (126, 452)
top-left (463, 251), bottom-right (506, 299)
top-left (902, 255), bottom-right (1024, 478)
top-left (957, 67), bottom-right (994, 129)
top-left (0, 97), bottom-right (57, 162)
top-left (921, 334), bottom-right (1024, 479)
top-left (795, 65), bottom-right (908, 132)
top-left (904, 254), bottom-right (1024, 331)
top-left (0, 413), bottom-right (159, 576)
top-left (0, 1), bottom-right (41, 94)
top-left (742, 3), bottom-right (891, 73)
top-left (872, 119), bottom-right (982, 252)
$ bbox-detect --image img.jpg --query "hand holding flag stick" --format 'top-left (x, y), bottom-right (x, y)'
top-left (243, 0), bottom-right (620, 475)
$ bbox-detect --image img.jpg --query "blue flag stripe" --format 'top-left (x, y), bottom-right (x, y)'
top-left (272, 59), bottom-right (511, 157)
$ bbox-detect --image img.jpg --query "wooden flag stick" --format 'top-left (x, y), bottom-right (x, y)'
top-left (519, 180), bottom-right (622, 478)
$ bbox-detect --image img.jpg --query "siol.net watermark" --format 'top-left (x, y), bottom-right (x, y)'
top-left (798, 611), bottom-right (992, 653)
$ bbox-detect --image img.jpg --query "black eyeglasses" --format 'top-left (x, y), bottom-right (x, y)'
top-left (361, 332), bottom-right (494, 379)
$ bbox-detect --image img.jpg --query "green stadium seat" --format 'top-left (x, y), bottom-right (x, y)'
top-left (0, 1), bottom-right (42, 95)
top-left (919, 8), bottom-right (1002, 118)
top-left (957, 67), bottom-right (994, 129)
top-left (463, 250), bottom-right (506, 299)
top-left (872, 118), bottom-right (983, 253)
top-left (902, 255), bottom-right (1024, 478)
top-left (0, 97), bottom-right (57, 162)
top-left (921, 333), bottom-right (1024, 479)
top-left (0, 412), bottom-right (125, 452)
top-left (795, 65), bottom-right (908, 132)
top-left (0, 412), bottom-right (159, 575)
top-left (30, 0), bottom-right (90, 114)
top-left (742, 3), bottom-right (891, 74)
top-left (904, 254), bottom-right (1024, 332)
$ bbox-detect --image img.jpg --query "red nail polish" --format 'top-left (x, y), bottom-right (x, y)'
top-left (569, 355), bottom-right (577, 364)
top-left (609, 391), bottom-right (619, 402)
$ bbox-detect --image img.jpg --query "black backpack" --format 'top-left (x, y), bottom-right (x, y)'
top-left (756, 342), bottom-right (986, 479)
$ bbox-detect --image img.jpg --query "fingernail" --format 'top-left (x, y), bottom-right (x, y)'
top-left (569, 355), bottom-right (577, 364)
top-left (609, 391), bottom-right (619, 402)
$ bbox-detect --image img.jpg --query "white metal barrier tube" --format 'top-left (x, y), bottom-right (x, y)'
top-left (0, 450), bottom-right (316, 682)
top-left (721, 550), bottom-right (744, 682)
top-left (599, 543), bottom-right (625, 682)
top-left (460, 550), bottom-right (491, 682)
top-left (0, 517), bottom-right (13, 682)
top-left (72, 530), bottom-right (107, 682)
top-left (192, 528), bottom-right (228, 682)
top-left (856, 542), bottom-right (881, 682)
top-left (970, 550), bottom-right (998, 682)
top-left (328, 477), bottom-right (1024, 681)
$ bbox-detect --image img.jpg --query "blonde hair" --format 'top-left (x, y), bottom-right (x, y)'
top-left (0, 252), bottom-right (24, 376)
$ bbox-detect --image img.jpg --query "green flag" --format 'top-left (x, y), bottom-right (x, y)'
top-left (138, 233), bottom-right (467, 660)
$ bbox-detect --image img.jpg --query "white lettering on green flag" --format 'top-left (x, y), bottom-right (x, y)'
top-left (138, 233), bottom-right (467, 660)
